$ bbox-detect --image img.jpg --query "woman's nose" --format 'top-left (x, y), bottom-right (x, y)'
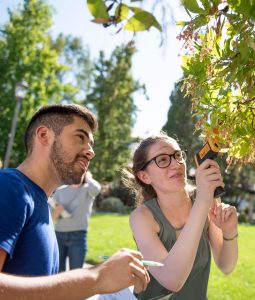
top-left (170, 156), bottom-right (181, 168)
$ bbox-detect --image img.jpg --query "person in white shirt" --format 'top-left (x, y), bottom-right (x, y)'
top-left (52, 171), bottom-right (101, 271)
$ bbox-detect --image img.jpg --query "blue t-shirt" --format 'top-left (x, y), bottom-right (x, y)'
top-left (0, 168), bottom-right (59, 276)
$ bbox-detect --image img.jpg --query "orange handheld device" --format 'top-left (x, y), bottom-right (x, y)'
top-left (194, 138), bottom-right (226, 198)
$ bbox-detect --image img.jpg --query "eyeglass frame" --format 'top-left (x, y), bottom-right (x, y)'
top-left (140, 150), bottom-right (187, 170)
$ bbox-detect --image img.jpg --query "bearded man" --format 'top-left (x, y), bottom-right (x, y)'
top-left (0, 104), bottom-right (149, 300)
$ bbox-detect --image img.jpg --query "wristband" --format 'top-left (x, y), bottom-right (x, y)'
top-left (223, 233), bottom-right (238, 241)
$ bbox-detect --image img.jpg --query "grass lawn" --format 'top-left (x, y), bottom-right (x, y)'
top-left (87, 213), bottom-right (255, 299)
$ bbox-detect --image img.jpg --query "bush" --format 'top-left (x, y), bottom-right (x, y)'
top-left (94, 183), bottom-right (136, 209)
top-left (99, 197), bottom-right (127, 213)
top-left (238, 213), bottom-right (247, 223)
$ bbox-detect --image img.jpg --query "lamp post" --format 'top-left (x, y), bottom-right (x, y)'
top-left (3, 80), bottom-right (29, 168)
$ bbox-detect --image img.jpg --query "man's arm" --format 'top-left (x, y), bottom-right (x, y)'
top-left (0, 248), bottom-right (150, 300)
top-left (84, 172), bottom-right (101, 197)
top-left (51, 203), bottom-right (65, 221)
top-left (0, 247), bottom-right (7, 271)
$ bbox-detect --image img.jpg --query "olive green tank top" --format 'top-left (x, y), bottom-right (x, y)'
top-left (136, 199), bottom-right (211, 300)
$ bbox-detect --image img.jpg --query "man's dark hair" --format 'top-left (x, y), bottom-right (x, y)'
top-left (24, 104), bottom-right (98, 154)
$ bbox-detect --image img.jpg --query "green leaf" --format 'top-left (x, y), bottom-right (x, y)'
top-left (239, 41), bottom-right (250, 63)
top-left (182, 0), bottom-right (207, 14)
top-left (200, 0), bottom-right (211, 11)
top-left (211, 0), bottom-right (221, 6)
top-left (193, 15), bottom-right (209, 29)
top-left (87, 0), bottom-right (108, 19)
top-left (115, 4), bottom-right (129, 21)
top-left (176, 21), bottom-right (190, 26)
top-left (124, 11), bottom-right (162, 32)
top-left (228, 0), bottom-right (253, 18)
top-left (215, 42), bottom-right (221, 56)
top-left (128, 6), bottom-right (144, 14)
top-left (221, 39), bottom-right (231, 59)
top-left (239, 141), bottom-right (251, 157)
top-left (235, 125), bottom-right (247, 136)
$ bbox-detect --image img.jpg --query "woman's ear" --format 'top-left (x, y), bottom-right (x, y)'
top-left (137, 170), bottom-right (151, 184)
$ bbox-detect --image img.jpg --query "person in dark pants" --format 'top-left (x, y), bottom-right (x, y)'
top-left (52, 171), bottom-right (101, 271)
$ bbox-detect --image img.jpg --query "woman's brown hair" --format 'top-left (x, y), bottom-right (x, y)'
top-left (122, 132), bottom-right (180, 207)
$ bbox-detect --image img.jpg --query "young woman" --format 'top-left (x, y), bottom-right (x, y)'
top-left (124, 133), bottom-right (238, 300)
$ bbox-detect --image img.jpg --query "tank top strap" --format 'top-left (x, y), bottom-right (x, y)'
top-left (144, 199), bottom-right (177, 248)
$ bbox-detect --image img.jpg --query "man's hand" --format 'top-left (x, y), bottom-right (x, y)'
top-left (95, 248), bottom-right (150, 295)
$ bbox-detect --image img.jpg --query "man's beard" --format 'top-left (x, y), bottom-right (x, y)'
top-left (49, 138), bottom-right (86, 185)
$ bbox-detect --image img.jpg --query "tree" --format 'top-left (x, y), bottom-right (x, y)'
top-left (162, 80), bottom-right (201, 168)
top-left (178, 0), bottom-right (255, 163)
top-left (52, 34), bottom-right (94, 103)
top-left (0, 0), bottom-right (75, 165)
top-left (86, 45), bottom-right (146, 182)
top-left (87, 0), bottom-right (255, 163)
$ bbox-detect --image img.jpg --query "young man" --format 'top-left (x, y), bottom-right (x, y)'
top-left (0, 248), bottom-right (149, 300)
top-left (0, 104), bottom-right (149, 297)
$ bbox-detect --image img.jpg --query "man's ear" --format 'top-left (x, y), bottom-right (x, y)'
top-left (137, 170), bottom-right (151, 185)
top-left (35, 126), bottom-right (54, 147)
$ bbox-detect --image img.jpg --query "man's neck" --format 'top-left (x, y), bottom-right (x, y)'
top-left (17, 158), bottom-right (59, 197)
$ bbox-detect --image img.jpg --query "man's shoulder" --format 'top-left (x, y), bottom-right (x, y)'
top-left (0, 169), bottom-right (35, 212)
top-left (0, 168), bottom-right (22, 185)
top-left (0, 169), bottom-right (35, 199)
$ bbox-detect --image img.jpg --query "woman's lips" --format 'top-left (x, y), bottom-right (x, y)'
top-left (169, 172), bottom-right (184, 179)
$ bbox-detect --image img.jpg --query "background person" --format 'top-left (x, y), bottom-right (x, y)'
top-left (52, 171), bottom-right (101, 271)
top-left (123, 132), bottom-right (238, 300)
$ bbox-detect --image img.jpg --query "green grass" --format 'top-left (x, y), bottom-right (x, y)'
top-left (87, 214), bottom-right (255, 299)
top-left (208, 224), bottom-right (255, 300)
top-left (87, 213), bottom-right (135, 264)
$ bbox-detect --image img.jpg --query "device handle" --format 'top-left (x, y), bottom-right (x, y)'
top-left (214, 186), bottom-right (226, 198)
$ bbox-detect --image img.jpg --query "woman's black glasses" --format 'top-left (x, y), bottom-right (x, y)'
top-left (140, 150), bottom-right (187, 170)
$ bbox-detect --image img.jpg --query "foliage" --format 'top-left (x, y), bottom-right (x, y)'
top-left (98, 196), bottom-right (128, 213)
top-left (179, 0), bottom-right (255, 163)
top-left (94, 182), bottom-right (136, 208)
top-left (108, 184), bottom-right (136, 207)
top-left (86, 0), bottom-right (255, 163)
top-left (0, 0), bottom-right (75, 165)
top-left (52, 34), bottom-right (94, 103)
top-left (86, 45), bottom-right (146, 183)
top-left (87, 214), bottom-right (255, 299)
top-left (1, 1), bottom-right (141, 177)
top-left (238, 213), bottom-right (247, 223)
top-left (87, 0), bottom-right (161, 33)
top-left (162, 80), bottom-right (201, 168)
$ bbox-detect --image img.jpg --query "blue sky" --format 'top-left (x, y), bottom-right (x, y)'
top-left (1, 0), bottom-right (188, 137)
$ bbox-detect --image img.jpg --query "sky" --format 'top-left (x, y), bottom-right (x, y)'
top-left (0, 0), bottom-right (188, 137)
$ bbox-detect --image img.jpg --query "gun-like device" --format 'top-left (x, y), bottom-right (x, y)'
top-left (194, 138), bottom-right (225, 198)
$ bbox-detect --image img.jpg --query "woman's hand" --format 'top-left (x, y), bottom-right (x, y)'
top-left (209, 200), bottom-right (238, 238)
top-left (195, 159), bottom-right (224, 205)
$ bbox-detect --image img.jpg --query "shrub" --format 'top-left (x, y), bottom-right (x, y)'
top-left (94, 183), bottom-right (136, 209)
top-left (99, 197), bottom-right (126, 213)
top-left (238, 213), bottom-right (247, 223)
top-left (109, 185), bottom-right (136, 207)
